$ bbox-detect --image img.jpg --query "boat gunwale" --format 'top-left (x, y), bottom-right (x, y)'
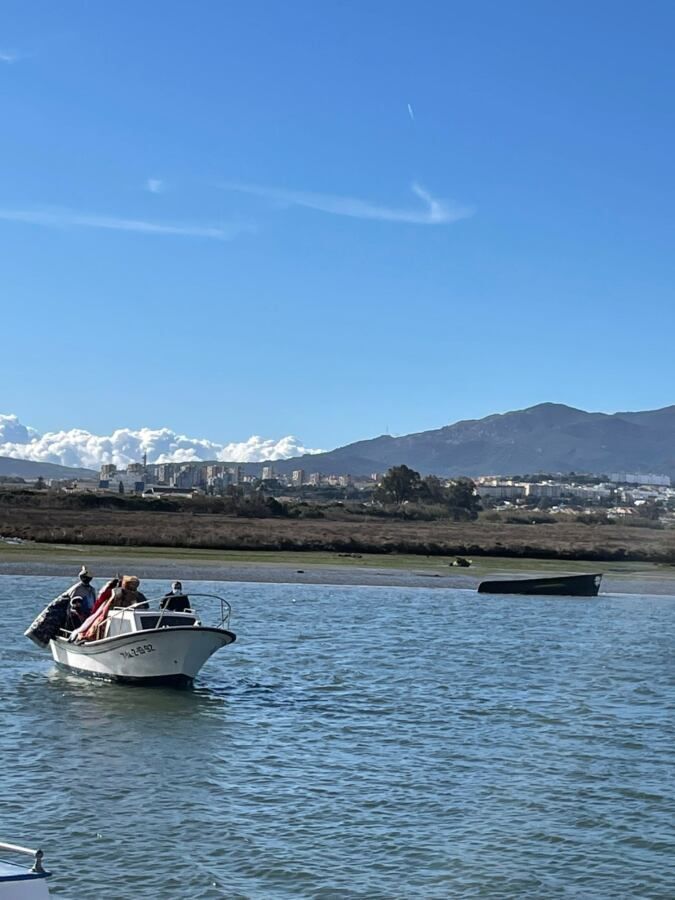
top-left (51, 625), bottom-right (236, 656)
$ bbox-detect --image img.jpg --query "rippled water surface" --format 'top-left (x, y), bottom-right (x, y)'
top-left (2, 575), bottom-right (675, 898)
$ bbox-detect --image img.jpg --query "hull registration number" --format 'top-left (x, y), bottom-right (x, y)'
top-left (121, 643), bottom-right (156, 659)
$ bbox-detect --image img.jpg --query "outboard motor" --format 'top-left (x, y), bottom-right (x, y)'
top-left (24, 594), bottom-right (71, 649)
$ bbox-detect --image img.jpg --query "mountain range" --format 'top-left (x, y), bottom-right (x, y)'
top-left (3, 403), bottom-right (675, 481)
top-left (264, 403), bottom-right (675, 479)
top-left (0, 457), bottom-right (97, 480)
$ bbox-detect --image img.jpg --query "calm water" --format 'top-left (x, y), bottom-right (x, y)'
top-left (2, 575), bottom-right (675, 899)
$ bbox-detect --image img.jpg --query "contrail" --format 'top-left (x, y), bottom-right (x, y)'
top-left (407, 103), bottom-right (415, 121)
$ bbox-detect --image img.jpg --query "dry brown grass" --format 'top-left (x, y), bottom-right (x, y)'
top-left (2, 505), bottom-right (675, 562)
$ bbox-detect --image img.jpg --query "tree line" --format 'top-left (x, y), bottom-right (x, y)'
top-left (374, 466), bottom-right (481, 520)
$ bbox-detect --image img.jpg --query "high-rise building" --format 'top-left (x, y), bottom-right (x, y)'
top-left (291, 469), bottom-right (305, 486)
top-left (309, 472), bottom-right (321, 486)
top-left (261, 465), bottom-right (275, 481)
top-left (173, 466), bottom-right (200, 489)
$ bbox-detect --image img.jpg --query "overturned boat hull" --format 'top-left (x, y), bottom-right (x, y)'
top-left (477, 573), bottom-right (602, 597)
top-left (50, 626), bottom-right (236, 686)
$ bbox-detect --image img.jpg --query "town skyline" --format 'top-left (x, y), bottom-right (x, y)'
top-left (3, 401), bottom-right (675, 476)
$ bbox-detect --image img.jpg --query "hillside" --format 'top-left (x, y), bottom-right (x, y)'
top-left (5, 403), bottom-right (675, 481)
top-left (0, 456), bottom-right (97, 481)
top-left (265, 403), bottom-right (675, 478)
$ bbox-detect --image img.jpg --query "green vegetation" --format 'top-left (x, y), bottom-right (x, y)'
top-left (1, 465), bottom-right (674, 565)
top-left (374, 466), bottom-right (481, 520)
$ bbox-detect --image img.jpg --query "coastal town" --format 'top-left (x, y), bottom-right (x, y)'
top-left (2, 458), bottom-right (674, 524)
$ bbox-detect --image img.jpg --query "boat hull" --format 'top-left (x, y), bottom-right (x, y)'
top-left (49, 626), bottom-right (236, 686)
top-left (477, 573), bottom-right (602, 597)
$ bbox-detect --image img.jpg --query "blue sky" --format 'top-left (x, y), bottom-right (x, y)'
top-left (2, 0), bottom-right (675, 452)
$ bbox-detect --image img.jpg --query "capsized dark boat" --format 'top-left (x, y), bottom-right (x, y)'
top-left (477, 573), bottom-right (602, 597)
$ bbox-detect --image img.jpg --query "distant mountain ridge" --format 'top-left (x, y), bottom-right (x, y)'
top-left (264, 403), bottom-right (675, 478)
top-left (0, 456), bottom-right (97, 480)
top-left (5, 403), bottom-right (675, 481)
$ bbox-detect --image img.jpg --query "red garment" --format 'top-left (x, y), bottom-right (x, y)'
top-left (91, 580), bottom-right (117, 614)
top-left (71, 597), bottom-right (114, 643)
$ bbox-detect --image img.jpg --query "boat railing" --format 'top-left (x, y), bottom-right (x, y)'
top-left (190, 594), bottom-right (233, 630)
top-left (140, 593), bottom-right (232, 631)
top-left (0, 841), bottom-right (47, 874)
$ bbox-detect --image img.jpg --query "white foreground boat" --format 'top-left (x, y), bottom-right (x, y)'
top-left (49, 594), bottom-right (236, 687)
top-left (0, 842), bottom-right (51, 899)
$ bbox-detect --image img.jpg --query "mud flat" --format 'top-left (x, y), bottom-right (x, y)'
top-left (2, 541), bottom-right (675, 595)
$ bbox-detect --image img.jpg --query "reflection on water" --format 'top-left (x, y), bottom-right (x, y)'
top-left (2, 575), bottom-right (675, 898)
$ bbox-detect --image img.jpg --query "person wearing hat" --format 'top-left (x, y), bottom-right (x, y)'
top-left (111, 575), bottom-right (149, 609)
top-left (64, 565), bottom-right (97, 630)
top-left (69, 575), bottom-right (147, 643)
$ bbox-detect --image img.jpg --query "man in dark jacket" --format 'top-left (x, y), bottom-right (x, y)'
top-left (160, 581), bottom-right (191, 612)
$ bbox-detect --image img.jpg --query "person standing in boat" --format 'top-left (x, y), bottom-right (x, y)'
top-left (65, 565), bottom-right (96, 613)
top-left (69, 575), bottom-right (148, 643)
top-left (64, 565), bottom-right (97, 630)
top-left (111, 575), bottom-right (149, 609)
top-left (160, 580), bottom-right (190, 612)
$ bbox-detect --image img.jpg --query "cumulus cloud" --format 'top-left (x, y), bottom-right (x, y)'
top-left (0, 415), bottom-right (323, 469)
top-left (0, 414), bottom-right (40, 444)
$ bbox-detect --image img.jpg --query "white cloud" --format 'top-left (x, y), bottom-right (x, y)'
top-left (0, 414), bottom-right (39, 443)
top-left (0, 415), bottom-right (323, 469)
top-left (146, 178), bottom-right (164, 194)
top-left (0, 206), bottom-right (245, 240)
top-left (0, 51), bottom-right (19, 64)
top-left (221, 180), bottom-right (472, 225)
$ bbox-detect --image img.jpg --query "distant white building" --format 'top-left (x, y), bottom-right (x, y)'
top-left (610, 473), bottom-right (670, 487)
top-left (567, 485), bottom-right (613, 501)
top-left (479, 484), bottom-right (526, 500)
top-left (261, 465), bottom-right (275, 481)
top-left (523, 483), bottom-right (562, 499)
top-left (100, 471), bottom-right (144, 493)
top-left (143, 486), bottom-right (199, 499)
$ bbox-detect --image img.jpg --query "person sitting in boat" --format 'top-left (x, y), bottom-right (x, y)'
top-left (64, 596), bottom-right (89, 631)
top-left (160, 580), bottom-right (190, 612)
top-left (111, 575), bottom-right (149, 609)
top-left (64, 565), bottom-right (96, 630)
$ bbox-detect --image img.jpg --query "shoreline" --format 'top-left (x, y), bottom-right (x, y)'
top-left (2, 542), bottom-right (675, 595)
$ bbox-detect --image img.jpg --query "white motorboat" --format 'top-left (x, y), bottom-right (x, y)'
top-left (47, 593), bottom-right (236, 687)
top-left (0, 842), bottom-right (51, 899)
